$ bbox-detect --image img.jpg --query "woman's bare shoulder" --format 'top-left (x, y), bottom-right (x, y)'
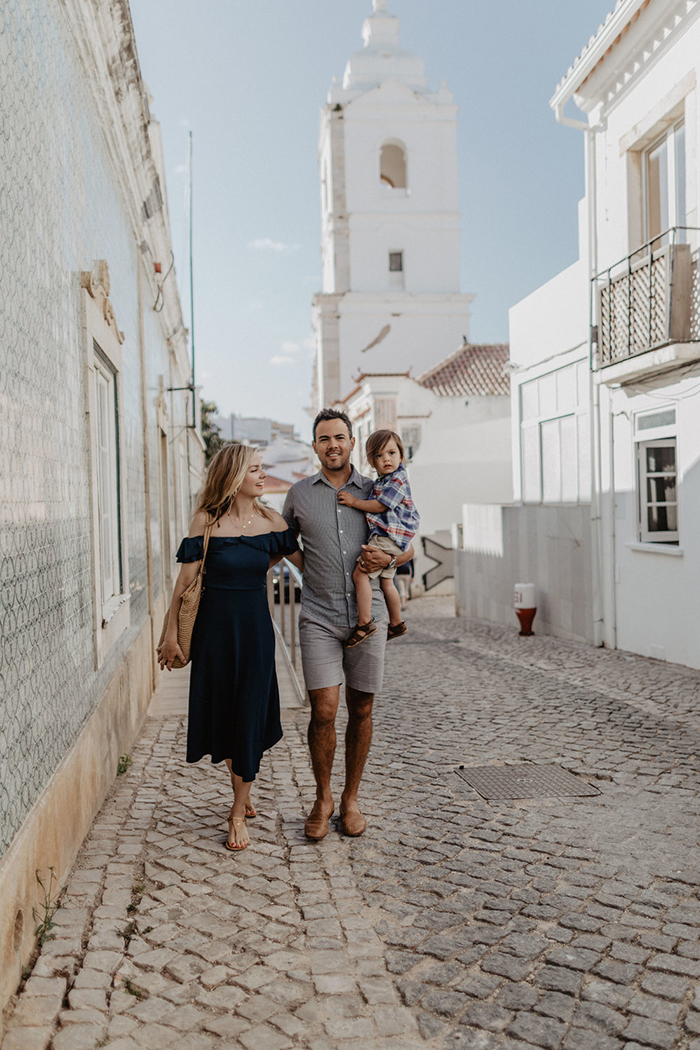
top-left (188, 509), bottom-right (208, 537)
top-left (266, 509), bottom-right (290, 532)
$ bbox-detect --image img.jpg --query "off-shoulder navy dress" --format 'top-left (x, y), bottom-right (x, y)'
top-left (176, 528), bottom-right (298, 781)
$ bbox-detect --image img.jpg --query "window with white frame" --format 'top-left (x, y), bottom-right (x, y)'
top-left (644, 120), bottom-right (685, 247)
top-left (81, 262), bottom-right (129, 667)
top-left (401, 424), bottom-right (421, 462)
top-left (374, 397), bottom-right (397, 430)
top-left (635, 408), bottom-right (678, 544)
top-left (93, 343), bottom-right (123, 612)
top-left (519, 360), bottom-right (590, 504)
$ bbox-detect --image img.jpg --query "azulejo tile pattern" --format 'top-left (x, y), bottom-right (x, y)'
top-left (0, 0), bottom-right (192, 855)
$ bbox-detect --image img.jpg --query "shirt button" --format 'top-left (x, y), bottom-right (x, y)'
top-left (346, 572), bottom-right (349, 576)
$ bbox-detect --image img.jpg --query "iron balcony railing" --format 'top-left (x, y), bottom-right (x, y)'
top-left (266, 558), bottom-right (305, 704)
top-left (593, 226), bottom-right (700, 369)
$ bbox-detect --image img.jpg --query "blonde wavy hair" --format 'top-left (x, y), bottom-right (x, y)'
top-left (195, 443), bottom-right (272, 524)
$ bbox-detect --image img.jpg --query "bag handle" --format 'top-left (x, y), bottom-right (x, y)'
top-left (199, 519), bottom-right (213, 575)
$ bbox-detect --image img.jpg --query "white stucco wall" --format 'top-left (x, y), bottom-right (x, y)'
top-left (345, 372), bottom-right (512, 596)
top-left (409, 396), bottom-right (513, 536)
top-left (607, 377), bottom-right (700, 669)
top-left (509, 257), bottom-right (589, 372)
top-left (505, 0), bottom-right (700, 669)
top-left (582, 4), bottom-right (700, 668)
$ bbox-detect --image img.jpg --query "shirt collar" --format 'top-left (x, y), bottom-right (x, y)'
top-left (311, 465), bottom-right (367, 488)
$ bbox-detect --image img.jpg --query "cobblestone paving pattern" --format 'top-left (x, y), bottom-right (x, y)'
top-left (4, 598), bottom-right (700, 1050)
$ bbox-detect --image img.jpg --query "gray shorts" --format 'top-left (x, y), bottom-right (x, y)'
top-left (299, 609), bottom-right (387, 695)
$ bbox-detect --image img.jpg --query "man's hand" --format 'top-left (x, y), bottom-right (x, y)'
top-left (357, 543), bottom-right (391, 575)
top-left (338, 491), bottom-right (357, 508)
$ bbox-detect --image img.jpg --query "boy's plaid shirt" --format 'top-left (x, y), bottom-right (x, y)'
top-left (366, 464), bottom-right (420, 551)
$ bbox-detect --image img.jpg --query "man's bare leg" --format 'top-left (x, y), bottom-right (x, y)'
top-left (340, 686), bottom-right (374, 835)
top-left (305, 685), bottom-right (340, 839)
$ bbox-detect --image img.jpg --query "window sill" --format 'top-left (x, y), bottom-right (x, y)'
top-left (94, 594), bottom-right (131, 668)
top-left (102, 592), bottom-right (130, 627)
top-left (625, 542), bottom-right (684, 556)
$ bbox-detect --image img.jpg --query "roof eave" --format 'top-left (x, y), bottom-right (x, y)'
top-left (549, 0), bottom-right (649, 110)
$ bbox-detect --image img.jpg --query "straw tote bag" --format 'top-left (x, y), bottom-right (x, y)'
top-left (157, 522), bottom-right (212, 668)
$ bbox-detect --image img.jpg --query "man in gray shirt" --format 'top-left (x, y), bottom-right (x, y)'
top-left (283, 409), bottom-right (413, 840)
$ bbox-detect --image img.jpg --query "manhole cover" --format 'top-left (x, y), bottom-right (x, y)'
top-left (454, 764), bottom-right (600, 800)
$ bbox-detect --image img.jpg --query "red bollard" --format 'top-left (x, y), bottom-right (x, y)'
top-left (514, 583), bottom-right (536, 636)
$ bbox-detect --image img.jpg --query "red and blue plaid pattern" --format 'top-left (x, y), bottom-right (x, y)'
top-left (366, 464), bottom-right (420, 551)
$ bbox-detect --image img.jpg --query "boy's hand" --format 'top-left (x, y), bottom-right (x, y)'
top-left (337, 491), bottom-right (356, 507)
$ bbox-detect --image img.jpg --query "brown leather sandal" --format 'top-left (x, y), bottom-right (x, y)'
top-left (345, 620), bottom-right (377, 648)
top-left (387, 621), bottom-right (408, 639)
top-left (225, 815), bottom-right (249, 851)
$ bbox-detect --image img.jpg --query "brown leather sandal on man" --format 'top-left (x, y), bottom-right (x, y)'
top-left (340, 806), bottom-right (367, 836)
top-left (387, 621), bottom-right (408, 639)
top-left (304, 800), bottom-right (335, 840)
top-left (345, 620), bottom-right (377, 648)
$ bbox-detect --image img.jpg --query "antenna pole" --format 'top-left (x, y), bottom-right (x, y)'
top-left (188, 130), bottom-right (196, 428)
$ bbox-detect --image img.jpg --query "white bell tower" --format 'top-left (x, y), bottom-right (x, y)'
top-left (313, 0), bottom-right (474, 408)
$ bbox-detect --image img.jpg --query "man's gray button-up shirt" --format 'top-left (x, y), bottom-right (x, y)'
top-left (282, 467), bottom-right (386, 629)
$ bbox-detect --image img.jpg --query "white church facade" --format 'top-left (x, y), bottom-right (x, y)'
top-left (313, 0), bottom-right (474, 408)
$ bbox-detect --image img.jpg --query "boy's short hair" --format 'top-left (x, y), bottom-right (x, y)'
top-left (312, 408), bottom-right (353, 442)
top-left (365, 429), bottom-right (404, 468)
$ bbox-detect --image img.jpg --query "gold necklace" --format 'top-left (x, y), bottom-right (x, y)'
top-left (227, 506), bottom-right (255, 532)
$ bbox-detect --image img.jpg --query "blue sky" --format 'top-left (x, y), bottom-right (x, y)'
top-left (129, 0), bottom-right (614, 440)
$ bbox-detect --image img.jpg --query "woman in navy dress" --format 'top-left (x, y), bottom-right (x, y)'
top-left (157, 443), bottom-right (298, 851)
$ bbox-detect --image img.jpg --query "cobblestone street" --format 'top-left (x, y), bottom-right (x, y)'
top-left (5, 598), bottom-right (700, 1050)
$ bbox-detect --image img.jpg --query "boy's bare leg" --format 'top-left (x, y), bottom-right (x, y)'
top-left (352, 562), bottom-right (374, 624)
top-left (305, 685), bottom-right (340, 839)
top-left (380, 576), bottom-right (403, 626)
top-left (340, 686), bottom-right (374, 835)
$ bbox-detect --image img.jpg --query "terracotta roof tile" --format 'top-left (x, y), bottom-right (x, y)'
top-left (416, 343), bottom-right (510, 398)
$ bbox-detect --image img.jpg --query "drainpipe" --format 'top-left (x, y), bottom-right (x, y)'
top-left (553, 102), bottom-right (609, 648)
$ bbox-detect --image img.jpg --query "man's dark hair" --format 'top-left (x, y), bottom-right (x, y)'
top-left (312, 408), bottom-right (353, 442)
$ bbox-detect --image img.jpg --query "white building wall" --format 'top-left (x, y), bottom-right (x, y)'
top-left (409, 397), bottom-right (512, 537)
top-left (345, 372), bottom-right (512, 594)
top-left (464, 0), bottom-right (700, 668)
top-left (0, 0), bottom-right (203, 1015)
top-left (455, 504), bottom-right (594, 643)
top-left (581, 5), bottom-right (700, 668)
top-left (509, 257), bottom-right (589, 371)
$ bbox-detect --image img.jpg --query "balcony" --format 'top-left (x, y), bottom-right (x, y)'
top-left (593, 228), bottom-right (700, 384)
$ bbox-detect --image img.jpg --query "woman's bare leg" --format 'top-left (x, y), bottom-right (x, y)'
top-left (225, 758), bottom-right (256, 817)
top-left (225, 764), bottom-right (252, 848)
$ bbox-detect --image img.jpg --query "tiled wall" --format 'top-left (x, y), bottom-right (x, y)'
top-left (0, 0), bottom-right (187, 854)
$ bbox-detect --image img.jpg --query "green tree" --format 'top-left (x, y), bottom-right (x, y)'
top-left (200, 399), bottom-right (226, 465)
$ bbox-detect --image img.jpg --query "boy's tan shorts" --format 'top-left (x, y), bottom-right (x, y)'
top-left (364, 534), bottom-right (404, 579)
